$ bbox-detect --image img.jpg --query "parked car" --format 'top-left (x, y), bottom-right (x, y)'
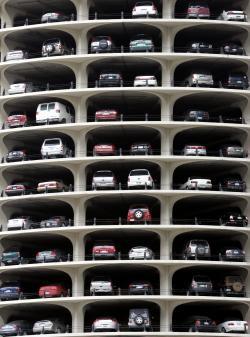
top-left (92, 170), bottom-right (117, 190)
top-left (8, 82), bottom-right (35, 95)
top-left (219, 212), bottom-right (248, 227)
top-left (220, 275), bottom-right (245, 297)
top-left (128, 281), bottom-right (153, 295)
top-left (132, 1), bottom-right (158, 18)
top-left (188, 42), bottom-right (213, 53)
top-left (1, 246), bottom-right (34, 265)
top-left (127, 169), bottom-right (154, 189)
top-left (129, 246), bottom-right (154, 260)
top-left (219, 10), bottom-right (247, 21)
top-left (41, 138), bottom-right (72, 158)
top-left (0, 320), bottom-right (32, 336)
top-left (182, 145), bottom-right (207, 156)
top-left (221, 73), bottom-right (249, 90)
top-left (5, 50), bottom-right (29, 61)
top-left (42, 38), bottom-right (72, 57)
top-left (6, 112), bottom-right (29, 128)
top-left (220, 144), bottom-right (245, 157)
top-left (182, 240), bottom-right (211, 260)
top-left (219, 175), bottom-right (246, 192)
top-left (128, 308), bottom-right (151, 330)
top-left (221, 114), bottom-right (244, 124)
top-left (222, 42), bottom-right (245, 55)
top-left (38, 284), bottom-right (68, 298)
top-left (180, 177), bottom-right (212, 190)
top-left (36, 249), bottom-right (69, 263)
top-left (90, 276), bottom-right (114, 295)
top-left (127, 204), bottom-right (152, 223)
top-left (36, 102), bottom-right (73, 124)
top-left (40, 216), bottom-right (71, 228)
top-left (187, 275), bottom-right (213, 295)
top-left (37, 180), bottom-right (69, 193)
top-left (217, 319), bottom-right (248, 333)
top-left (187, 316), bottom-right (217, 332)
top-left (186, 2), bottom-right (210, 19)
top-left (0, 281), bottom-right (35, 300)
top-left (184, 72), bottom-right (214, 87)
top-left (5, 181), bottom-right (35, 196)
top-left (92, 242), bottom-right (118, 260)
top-left (33, 319), bottom-right (67, 334)
top-left (98, 72), bottom-right (123, 87)
top-left (93, 144), bottom-right (116, 156)
top-left (95, 109), bottom-right (120, 121)
top-left (7, 216), bottom-right (37, 230)
top-left (92, 318), bottom-right (119, 332)
top-left (130, 143), bottom-right (152, 155)
top-left (133, 75), bottom-right (157, 87)
top-left (6, 149), bottom-right (28, 162)
top-left (184, 110), bottom-right (209, 122)
top-left (41, 12), bottom-right (70, 23)
top-left (219, 247), bottom-right (245, 262)
top-left (129, 34), bottom-right (154, 52)
top-left (90, 36), bottom-right (114, 53)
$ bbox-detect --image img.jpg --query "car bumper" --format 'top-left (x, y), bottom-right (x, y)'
top-left (93, 254), bottom-right (116, 259)
top-left (36, 257), bottom-right (59, 263)
top-left (98, 81), bottom-right (121, 87)
top-left (92, 183), bottom-right (116, 189)
top-left (0, 293), bottom-right (20, 300)
top-left (6, 156), bottom-right (25, 162)
top-left (36, 118), bottom-right (60, 124)
top-left (5, 190), bottom-right (25, 196)
top-left (130, 46), bottom-right (154, 52)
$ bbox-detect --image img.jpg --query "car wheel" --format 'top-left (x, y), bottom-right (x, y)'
top-left (57, 327), bottom-right (61, 334)
top-left (221, 327), bottom-right (226, 333)
top-left (60, 293), bottom-right (65, 297)
top-left (134, 209), bottom-right (144, 220)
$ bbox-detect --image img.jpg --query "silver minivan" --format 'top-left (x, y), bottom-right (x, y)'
top-left (36, 102), bottom-right (73, 124)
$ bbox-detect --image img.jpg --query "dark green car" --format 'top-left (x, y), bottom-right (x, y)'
top-left (129, 34), bottom-right (155, 52)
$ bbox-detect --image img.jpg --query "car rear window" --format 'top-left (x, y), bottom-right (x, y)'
top-left (44, 139), bottom-right (60, 145)
top-left (130, 170), bottom-right (149, 176)
top-left (94, 171), bottom-right (113, 177)
top-left (40, 104), bottom-right (48, 111)
top-left (194, 275), bottom-right (210, 282)
top-left (48, 103), bottom-right (56, 110)
top-left (136, 1), bottom-right (153, 5)
top-left (44, 39), bottom-right (60, 44)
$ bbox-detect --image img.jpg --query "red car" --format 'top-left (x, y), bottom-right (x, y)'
top-left (92, 242), bottom-right (117, 259)
top-left (38, 284), bottom-right (68, 298)
top-left (95, 109), bottom-right (119, 122)
top-left (5, 181), bottom-right (34, 196)
top-left (127, 204), bottom-right (152, 224)
top-left (186, 2), bottom-right (210, 19)
top-left (93, 144), bottom-right (116, 156)
top-left (6, 112), bottom-right (29, 128)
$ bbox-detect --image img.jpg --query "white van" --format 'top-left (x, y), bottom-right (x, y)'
top-left (41, 138), bottom-right (72, 158)
top-left (36, 102), bottom-right (73, 124)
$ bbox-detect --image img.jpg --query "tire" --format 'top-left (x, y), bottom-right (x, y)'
top-left (135, 315), bottom-right (144, 326)
top-left (221, 327), bottom-right (226, 333)
top-left (133, 209), bottom-right (144, 220)
top-left (57, 328), bottom-right (61, 334)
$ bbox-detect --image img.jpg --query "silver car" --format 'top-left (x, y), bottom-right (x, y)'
top-left (90, 276), bottom-right (113, 295)
top-left (0, 320), bottom-right (32, 336)
top-left (42, 38), bottom-right (72, 57)
top-left (92, 170), bottom-right (117, 190)
top-left (92, 318), bottom-right (119, 332)
top-left (36, 249), bottom-right (68, 263)
top-left (129, 246), bottom-right (154, 260)
top-left (33, 319), bottom-right (67, 334)
top-left (5, 50), bottom-right (29, 61)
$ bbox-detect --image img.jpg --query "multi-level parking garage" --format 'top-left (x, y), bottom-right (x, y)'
top-left (1, 0), bottom-right (250, 335)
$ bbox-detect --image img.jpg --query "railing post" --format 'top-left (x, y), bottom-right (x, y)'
top-left (94, 11), bottom-right (98, 19)
top-left (93, 217), bottom-right (96, 226)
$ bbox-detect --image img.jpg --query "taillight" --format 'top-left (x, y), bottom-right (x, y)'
top-left (228, 323), bottom-right (235, 326)
top-left (212, 321), bottom-right (216, 325)
top-left (192, 281), bottom-right (197, 288)
top-left (50, 250), bottom-right (56, 256)
top-left (195, 320), bottom-right (201, 326)
top-left (230, 215), bottom-right (234, 220)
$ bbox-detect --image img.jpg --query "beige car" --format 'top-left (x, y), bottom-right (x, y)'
top-left (37, 180), bottom-right (68, 193)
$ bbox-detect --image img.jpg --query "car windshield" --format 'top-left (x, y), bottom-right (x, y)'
top-left (44, 139), bottom-right (60, 145)
top-left (2, 252), bottom-right (20, 257)
top-left (94, 171), bottom-right (113, 177)
top-left (189, 3), bottom-right (208, 7)
top-left (94, 36), bottom-right (110, 41)
top-left (194, 275), bottom-right (210, 282)
top-left (44, 39), bottom-right (60, 44)
top-left (130, 170), bottom-right (149, 176)
top-left (230, 74), bottom-right (247, 80)
top-left (136, 1), bottom-right (153, 5)
top-left (191, 240), bottom-right (208, 245)
top-left (9, 111), bottom-right (24, 116)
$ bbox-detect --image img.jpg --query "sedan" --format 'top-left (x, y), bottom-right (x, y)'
top-left (93, 144), bottom-right (116, 156)
top-left (219, 10), bottom-right (247, 21)
top-left (219, 247), bottom-right (245, 262)
top-left (180, 177), bottom-right (212, 190)
top-left (7, 216), bottom-right (36, 230)
top-left (40, 216), bottom-right (71, 228)
top-left (220, 145), bottom-right (245, 158)
top-left (220, 212), bottom-right (248, 227)
top-left (41, 12), bottom-right (70, 23)
top-left (188, 42), bottom-right (214, 53)
top-left (130, 143), bottom-right (152, 155)
top-left (38, 284), bottom-right (68, 298)
top-left (128, 281), bottom-right (153, 295)
top-left (36, 249), bottom-right (69, 263)
top-left (219, 176), bottom-right (246, 192)
top-left (33, 319), bottom-right (67, 334)
top-left (218, 320), bottom-right (248, 333)
top-left (222, 42), bottom-right (245, 55)
top-left (182, 145), bottom-right (207, 156)
top-left (188, 316), bottom-right (217, 332)
top-left (128, 246), bottom-right (154, 260)
top-left (6, 149), bottom-right (28, 162)
top-left (5, 181), bottom-right (34, 196)
top-left (92, 318), bottom-right (119, 332)
top-left (129, 34), bottom-right (154, 52)
top-left (37, 180), bottom-right (68, 193)
top-left (95, 109), bottom-right (119, 121)
top-left (0, 321), bottom-right (32, 336)
top-left (133, 75), bottom-right (157, 87)
top-left (92, 243), bottom-right (117, 260)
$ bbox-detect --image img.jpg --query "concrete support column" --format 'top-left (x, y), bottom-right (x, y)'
top-left (161, 27), bottom-right (171, 52)
top-left (161, 127), bottom-right (170, 156)
top-left (79, 95), bottom-right (88, 122)
top-left (160, 60), bottom-right (171, 87)
top-left (160, 230), bottom-right (170, 260)
top-left (159, 265), bottom-right (170, 295)
top-left (72, 303), bottom-right (84, 333)
top-left (78, 0), bottom-right (89, 20)
top-left (161, 94), bottom-right (171, 122)
top-left (78, 63), bottom-right (88, 88)
top-left (160, 300), bottom-right (170, 332)
top-left (162, 0), bottom-right (175, 18)
top-left (72, 268), bottom-right (84, 297)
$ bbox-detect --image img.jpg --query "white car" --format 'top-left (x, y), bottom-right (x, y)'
top-left (8, 82), bottom-right (34, 95)
top-left (129, 246), bottom-right (154, 260)
top-left (33, 319), bottom-right (67, 334)
top-left (5, 50), bottom-right (29, 61)
top-left (132, 1), bottom-right (158, 17)
top-left (217, 320), bottom-right (248, 333)
top-left (180, 177), bottom-right (212, 190)
top-left (36, 102), bottom-right (73, 124)
top-left (41, 138), bottom-right (72, 159)
top-left (184, 72), bottom-right (214, 87)
top-left (92, 170), bottom-right (117, 190)
top-left (7, 216), bottom-right (35, 230)
top-left (127, 169), bottom-right (154, 189)
top-left (92, 318), bottom-right (119, 332)
top-left (133, 76), bottom-right (158, 87)
top-left (90, 277), bottom-right (113, 295)
top-left (219, 10), bottom-right (247, 22)
top-left (183, 145), bottom-right (207, 156)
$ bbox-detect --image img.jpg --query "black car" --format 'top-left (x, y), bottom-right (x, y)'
top-left (1, 246), bottom-right (35, 265)
top-left (187, 275), bottom-right (213, 295)
top-left (219, 175), bottom-right (246, 192)
top-left (6, 149), bottom-right (28, 162)
top-left (128, 281), bottom-right (153, 295)
top-left (221, 73), bottom-right (249, 90)
top-left (222, 42), bottom-right (245, 55)
top-left (184, 110), bottom-right (209, 122)
top-left (188, 41), bottom-right (214, 53)
top-left (220, 212), bottom-right (248, 227)
top-left (98, 72), bottom-right (123, 87)
top-left (219, 247), bottom-right (245, 262)
top-left (186, 316), bottom-right (217, 332)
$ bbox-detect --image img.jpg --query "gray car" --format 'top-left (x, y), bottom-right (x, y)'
top-left (128, 308), bottom-right (151, 330)
top-left (36, 249), bottom-right (69, 263)
top-left (0, 320), bottom-right (32, 336)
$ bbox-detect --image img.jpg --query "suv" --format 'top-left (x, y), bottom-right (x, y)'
top-left (127, 169), bottom-right (154, 189)
top-left (220, 275), bottom-right (245, 297)
top-left (182, 240), bottom-right (211, 260)
top-left (8, 82), bottom-right (35, 95)
top-left (98, 72), bottom-right (123, 87)
top-left (222, 42), bottom-right (245, 55)
top-left (90, 36), bottom-right (114, 53)
top-left (42, 38), bottom-right (73, 57)
top-left (92, 170), bottom-right (117, 190)
top-left (188, 42), bottom-right (213, 53)
top-left (36, 102), bottom-right (73, 124)
top-left (186, 2), bottom-right (210, 19)
top-left (128, 308), bottom-right (151, 331)
top-left (90, 276), bottom-right (114, 295)
top-left (130, 143), bottom-right (152, 155)
top-left (1, 246), bottom-right (34, 265)
top-left (41, 138), bottom-right (72, 158)
top-left (127, 204), bottom-right (152, 223)
top-left (5, 50), bottom-right (29, 61)
top-left (184, 110), bottom-right (209, 122)
top-left (219, 10), bottom-right (247, 21)
top-left (7, 216), bottom-right (37, 230)
top-left (219, 212), bottom-right (248, 227)
top-left (132, 1), bottom-right (158, 18)
top-left (184, 72), bottom-right (214, 87)
top-left (92, 242), bottom-right (118, 260)
top-left (220, 144), bottom-right (245, 157)
top-left (6, 111), bottom-right (29, 128)
top-left (187, 275), bottom-right (213, 295)
top-left (129, 34), bottom-right (154, 52)
top-left (221, 73), bottom-right (249, 90)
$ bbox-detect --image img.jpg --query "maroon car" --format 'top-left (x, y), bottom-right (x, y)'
top-left (95, 110), bottom-right (119, 122)
top-left (5, 181), bottom-right (34, 196)
top-left (186, 2), bottom-right (210, 19)
top-left (93, 144), bottom-right (116, 156)
top-left (6, 112), bottom-right (29, 128)
top-left (92, 242), bottom-right (118, 259)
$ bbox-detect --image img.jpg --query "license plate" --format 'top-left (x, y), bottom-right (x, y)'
top-left (235, 183), bottom-right (240, 186)
top-left (233, 250), bottom-right (239, 254)
top-left (100, 250), bottom-right (107, 253)
top-left (45, 291), bottom-right (50, 295)
top-left (200, 285), bottom-right (206, 287)
top-left (237, 81), bottom-right (242, 83)
top-left (5, 290), bottom-right (11, 293)
top-left (12, 187), bottom-right (17, 190)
